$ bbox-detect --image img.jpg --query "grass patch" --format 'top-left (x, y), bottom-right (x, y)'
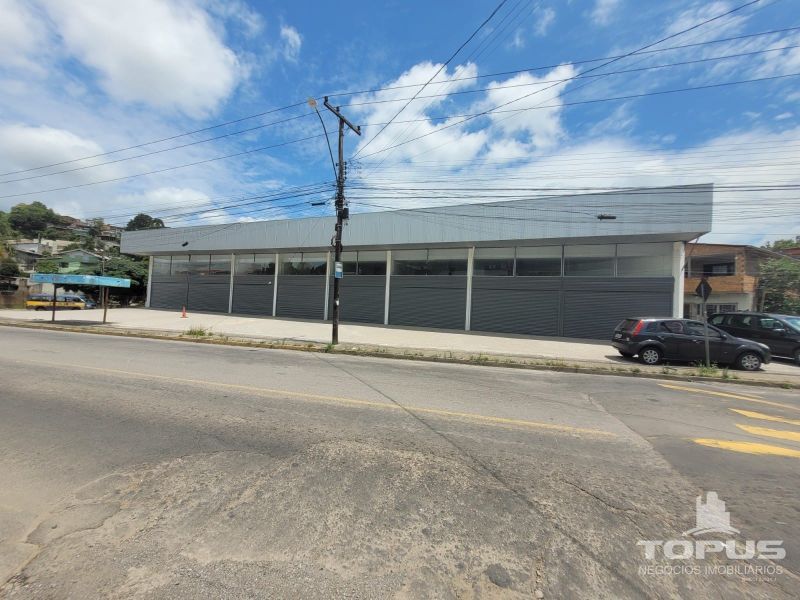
top-left (692, 362), bottom-right (719, 377)
top-left (185, 325), bottom-right (209, 337)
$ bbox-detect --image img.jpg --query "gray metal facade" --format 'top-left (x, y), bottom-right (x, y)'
top-left (128, 185), bottom-right (711, 339)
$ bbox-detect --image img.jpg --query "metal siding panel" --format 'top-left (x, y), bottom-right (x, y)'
top-left (276, 276), bottom-right (326, 319)
top-left (187, 280), bottom-right (229, 313)
top-left (232, 276), bottom-right (274, 315)
top-left (122, 184), bottom-right (713, 255)
top-left (149, 281), bottom-right (187, 309)
top-left (328, 276), bottom-right (386, 323)
top-left (389, 276), bottom-right (467, 329)
top-left (471, 277), bottom-right (560, 335)
top-left (562, 278), bottom-right (674, 339)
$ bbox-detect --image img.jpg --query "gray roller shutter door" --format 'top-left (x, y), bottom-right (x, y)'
top-left (471, 277), bottom-right (560, 336)
top-left (149, 275), bottom-right (187, 310)
top-left (276, 276), bottom-right (326, 319)
top-left (232, 276), bottom-right (274, 315)
top-left (562, 278), bottom-right (673, 339)
top-left (187, 275), bottom-right (229, 313)
top-left (327, 276), bottom-right (385, 323)
top-left (390, 276), bottom-right (467, 330)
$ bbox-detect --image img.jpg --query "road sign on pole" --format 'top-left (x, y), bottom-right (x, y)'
top-left (695, 277), bottom-right (713, 367)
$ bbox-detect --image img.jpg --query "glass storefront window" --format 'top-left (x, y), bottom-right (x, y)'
top-left (474, 247), bottom-right (514, 276)
top-left (564, 245), bottom-right (615, 276)
top-left (356, 250), bottom-right (387, 275)
top-left (516, 246), bottom-right (562, 276)
top-left (209, 254), bottom-right (231, 275)
top-left (187, 254), bottom-right (211, 275)
top-left (171, 255), bottom-right (190, 276)
top-left (392, 249), bottom-right (467, 275)
top-left (340, 251), bottom-right (358, 275)
top-left (235, 254), bottom-right (275, 276)
top-left (152, 256), bottom-right (171, 275)
top-left (616, 243), bottom-right (672, 277)
top-left (281, 252), bottom-right (327, 275)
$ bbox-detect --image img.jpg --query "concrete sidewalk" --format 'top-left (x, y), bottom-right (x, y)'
top-left (1, 307), bottom-right (798, 383)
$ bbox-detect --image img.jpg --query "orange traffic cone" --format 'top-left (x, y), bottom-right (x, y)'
top-left (181, 306), bottom-right (188, 318)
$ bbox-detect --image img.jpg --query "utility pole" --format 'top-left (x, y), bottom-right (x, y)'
top-left (321, 97), bottom-right (361, 345)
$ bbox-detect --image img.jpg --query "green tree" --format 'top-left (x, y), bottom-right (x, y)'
top-left (85, 255), bottom-right (149, 304)
top-left (760, 257), bottom-right (800, 314)
top-left (0, 257), bottom-right (20, 279)
top-left (126, 213), bottom-right (165, 231)
top-left (8, 202), bottom-right (59, 237)
top-left (35, 258), bottom-right (61, 274)
top-left (762, 237), bottom-right (800, 251)
top-left (0, 211), bottom-right (16, 240)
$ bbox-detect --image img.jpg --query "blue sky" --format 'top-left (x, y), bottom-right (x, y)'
top-left (0, 0), bottom-right (798, 243)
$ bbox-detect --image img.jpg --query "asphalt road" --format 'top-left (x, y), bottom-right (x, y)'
top-left (0, 327), bottom-right (798, 599)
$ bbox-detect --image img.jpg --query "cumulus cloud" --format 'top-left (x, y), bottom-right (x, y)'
top-left (590, 0), bottom-right (621, 26)
top-left (280, 25), bottom-right (302, 62)
top-left (39, 0), bottom-right (241, 117)
top-left (481, 64), bottom-right (576, 149)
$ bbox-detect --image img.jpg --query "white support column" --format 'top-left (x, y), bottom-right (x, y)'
top-left (465, 246), bottom-right (475, 331)
top-left (227, 254), bottom-right (235, 313)
top-left (672, 241), bottom-right (686, 318)
top-left (272, 252), bottom-right (279, 317)
top-left (145, 256), bottom-right (153, 308)
top-left (323, 251), bottom-right (331, 321)
top-left (384, 250), bottom-right (391, 325)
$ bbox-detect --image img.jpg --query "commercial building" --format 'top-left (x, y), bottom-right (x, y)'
top-left (121, 184), bottom-right (712, 339)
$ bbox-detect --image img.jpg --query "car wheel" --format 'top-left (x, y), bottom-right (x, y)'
top-left (794, 348), bottom-right (800, 366)
top-left (618, 350), bottom-right (634, 358)
top-left (737, 352), bottom-right (762, 371)
top-left (639, 347), bottom-right (662, 366)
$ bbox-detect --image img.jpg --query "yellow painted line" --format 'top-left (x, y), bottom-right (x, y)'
top-left (736, 424), bottom-right (800, 443)
top-left (692, 438), bottom-right (800, 458)
top-left (9, 358), bottom-right (615, 438)
top-left (730, 409), bottom-right (800, 427)
top-left (658, 383), bottom-right (799, 412)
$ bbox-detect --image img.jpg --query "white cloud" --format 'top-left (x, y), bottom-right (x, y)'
top-left (0, 0), bottom-right (47, 70)
top-left (590, 0), bottom-right (621, 26)
top-left (775, 112), bottom-right (793, 120)
top-left (39, 0), bottom-right (241, 117)
top-left (280, 25), bottom-right (302, 62)
top-left (533, 6), bottom-right (556, 37)
top-left (482, 65), bottom-right (576, 149)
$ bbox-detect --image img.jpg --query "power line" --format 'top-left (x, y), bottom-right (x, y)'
top-left (352, 0), bottom-right (511, 159)
top-left (354, 0), bottom-right (765, 160)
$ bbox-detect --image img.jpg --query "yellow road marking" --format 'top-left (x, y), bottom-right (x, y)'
top-left (730, 409), bottom-right (800, 427)
top-left (9, 358), bottom-right (615, 438)
top-left (736, 424), bottom-right (800, 443)
top-left (658, 383), bottom-right (799, 412)
top-left (692, 438), bottom-right (800, 458)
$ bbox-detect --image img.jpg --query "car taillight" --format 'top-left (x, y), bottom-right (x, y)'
top-left (632, 320), bottom-right (644, 335)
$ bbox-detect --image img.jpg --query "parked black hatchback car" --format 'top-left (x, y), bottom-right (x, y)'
top-left (612, 317), bottom-right (771, 370)
top-left (708, 312), bottom-right (800, 365)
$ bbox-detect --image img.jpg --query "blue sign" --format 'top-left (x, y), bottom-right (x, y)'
top-left (30, 273), bottom-right (132, 288)
top-left (334, 261), bottom-right (343, 279)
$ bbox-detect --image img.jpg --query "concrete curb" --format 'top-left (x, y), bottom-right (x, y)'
top-left (1, 319), bottom-right (796, 390)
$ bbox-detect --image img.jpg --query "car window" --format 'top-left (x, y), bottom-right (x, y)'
top-left (709, 315), bottom-right (727, 326)
top-left (660, 320), bottom-right (685, 334)
top-left (783, 316), bottom-right (800, 333)
top-left (729, 314), bottom-right (752, 327)
top-left (758, 317), bottom-right (783, 331)
top-left (685, 321), bottom-right (723, 338)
